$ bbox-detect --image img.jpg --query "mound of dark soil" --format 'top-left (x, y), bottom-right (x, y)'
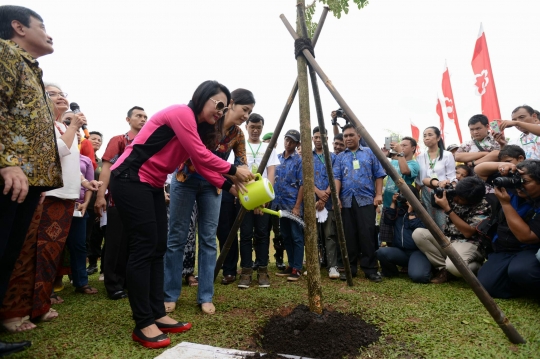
top-left (259, 305), bottom-right (380, 359)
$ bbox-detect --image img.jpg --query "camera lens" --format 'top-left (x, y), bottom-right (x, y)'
top-left (493, 175), bottom-right (522, 189)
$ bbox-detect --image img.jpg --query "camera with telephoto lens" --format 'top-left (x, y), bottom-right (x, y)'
top-left (434, 185), bottom-right (456, 199)
top-left (396, 193), bottom-right (407, 203)
top-left (335, 108), bottom-right (345, 118)
top-left (492, 171), bottom-right (522, 189)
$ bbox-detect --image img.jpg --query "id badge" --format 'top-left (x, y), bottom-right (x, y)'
top-left (353, 160), bottom-right (360, 170)
top-left (251, 163), bottom-right (258, 174)
top-left (430, 172), bottom-right (438, 179)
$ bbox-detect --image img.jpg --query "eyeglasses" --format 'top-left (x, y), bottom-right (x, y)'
top-left (46, 91), bottom-right (68, 98)
top-left (209, 98), bottom-right (228, 114)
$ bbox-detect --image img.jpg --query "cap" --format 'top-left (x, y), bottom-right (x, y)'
top-left (284, 129), bottom-right (300, 142)
top-left (262, 132), bottom-right (273, 141)
top-left (447, 144), bottom-right (459, 151)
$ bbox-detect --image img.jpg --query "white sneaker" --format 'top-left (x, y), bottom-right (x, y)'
top-left (328, 266), bottom-right (339, 279)
top-left (99, 273), bottom-right (104, 281)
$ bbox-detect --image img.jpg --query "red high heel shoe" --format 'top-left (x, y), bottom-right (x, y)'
top-left (132, 328), bottom-right (170, 349)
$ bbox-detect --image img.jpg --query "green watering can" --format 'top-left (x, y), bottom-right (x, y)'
top-left (239, 173), bottom-right (275, 210)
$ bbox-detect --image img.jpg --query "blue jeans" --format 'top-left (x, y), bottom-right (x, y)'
top-left (376, 247), bottom-right (432, 283)
top-left (280, 217), bottom-right (304, 270)
top-left (66, 213), bottom-right (89, 288)
top-left (164, 174), bottom-right (221, 304)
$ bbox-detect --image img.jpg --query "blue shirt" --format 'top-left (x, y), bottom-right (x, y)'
top-left (333, 146), bottom-right (386, 208)
top-left (313, 150), bottom-right (336, 210)
top-left (272, 151), bottom-right (303, 214)
top-left (382, 159), bottom-right (420, 208)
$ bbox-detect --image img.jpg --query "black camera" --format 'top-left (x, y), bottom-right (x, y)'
top-left (335, 108), bottom-right (345, 118)
top-left (431, 185), bottom-right (456, 209)
top-left (492, 172), bottom-right (522, 189)
top-left (396, 193), bottom-right (408, 203)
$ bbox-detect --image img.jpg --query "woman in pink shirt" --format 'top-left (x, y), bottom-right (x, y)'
top-left (109, 80), bottom-right (253, 349)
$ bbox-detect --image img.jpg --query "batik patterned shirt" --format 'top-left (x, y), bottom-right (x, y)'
top-left (272, 151), bottom-right (303, 214)
top-left (333, 146), bottom-right (386, 208)
top-left (509, 132), bottom-right (540, 160)
top-left (444, 199), bottom-right (490, 243)
top-left (456, 134), bottom-right (500, 153)
top-left (0, 39), bottom-right (62, 189)
top-left (313, 150), bottom-right (336, 210)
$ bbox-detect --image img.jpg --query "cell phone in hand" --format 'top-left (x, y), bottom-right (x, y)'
top-left (73, 210), bottom-right (83, 217)
top-left (385, 137), bottom-right (392, 149)
top-left (490, 120), bottom-right (501, 134)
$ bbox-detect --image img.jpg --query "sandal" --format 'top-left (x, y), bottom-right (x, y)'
top-left (40, 308), bottom-right (58, 322)
top-left (200, 303), bottom-right (215, 315)
top-left (1, 316), bottom-right (36, 332)
top-left (186, 274), bottom-right (199, 287)
top-left (50, 292), bottom-right (64, 304)
top-left (75, 284), bottom-right (98, 294)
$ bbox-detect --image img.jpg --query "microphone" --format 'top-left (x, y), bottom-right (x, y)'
top-left (70, 102), bottom-right (90, 138)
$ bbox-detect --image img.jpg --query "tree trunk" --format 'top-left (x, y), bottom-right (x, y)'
top-left (295, 0), bottom-right (323, 314)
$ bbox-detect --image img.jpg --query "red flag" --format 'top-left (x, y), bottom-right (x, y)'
top-left (441, 62), bottom-right (463, 143)
top-left (436, 97), bottom-right (445, 140)
top-left (410, 120), bottom-right (421, 156)
top-left (471, 23), bottom-right (501, 121)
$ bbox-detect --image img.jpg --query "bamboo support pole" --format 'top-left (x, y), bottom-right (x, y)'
top-left (295, 0), bottom-right (323, 314)
top-left (279, 13), bottom-right (526, 344)
top-left (297, 5), bottom-right (353, 287)
top-left (213, 8), bottom-right (330, 282)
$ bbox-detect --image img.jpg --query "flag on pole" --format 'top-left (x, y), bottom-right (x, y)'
top-left (410, 120), bottom-right (421, 155)
top-left (441, 62), bottom-right (463, 143)
top-left (436, 97), bottom-right (445, 140)
top-left (471, 23), bottom-right (501, 121)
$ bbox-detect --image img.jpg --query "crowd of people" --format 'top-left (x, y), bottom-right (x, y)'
top-left (1, 5), bottom-right (539, 356)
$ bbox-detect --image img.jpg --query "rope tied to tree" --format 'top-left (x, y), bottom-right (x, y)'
top-left (295, 37), bottom-right (315, 59)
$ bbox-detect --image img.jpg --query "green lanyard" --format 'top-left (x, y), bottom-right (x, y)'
top-left (521, 134), bottom-right (538, 146)
top-left (247, 142), bottom-right (262, 162)
top-left (428, 149), bottom-right (439, 170)
top-left (316, 153), bottom-right (325, 164)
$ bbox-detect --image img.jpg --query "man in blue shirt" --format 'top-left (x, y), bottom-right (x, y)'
top-left (272, 130), bottom-right (304, 281)
top-left (380, 137), bottom-right (420, 245)
top-left (312, 126), bottom-right (339, 279)
top-left (334, 124), bottom-right (386, 282)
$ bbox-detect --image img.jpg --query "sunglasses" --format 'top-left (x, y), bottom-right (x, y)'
top-left (209, 98), bottom-right (228, 114)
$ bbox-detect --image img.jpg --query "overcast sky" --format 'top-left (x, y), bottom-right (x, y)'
top-left (12, 0), bottom-right (540, 155)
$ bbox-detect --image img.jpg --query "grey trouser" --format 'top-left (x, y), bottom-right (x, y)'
top-left (412, 228), bottom-right (484, 276)
top-left (318, 210), bottom-right (338, 268)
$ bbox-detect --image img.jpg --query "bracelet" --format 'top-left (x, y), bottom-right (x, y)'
top-left (429, 178), bottom-right (439, 187)
top-left (444, 208), bottom-right (453, 215)
top-left (81, 178), bottom-right (89, 184)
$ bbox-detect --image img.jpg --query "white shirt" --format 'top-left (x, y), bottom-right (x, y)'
top-left (416, 150), bottom-right (456, 186)
top-left (46, 122), bottom-right (81, 199)
top-left (246, 141), bottom-right (280, 179)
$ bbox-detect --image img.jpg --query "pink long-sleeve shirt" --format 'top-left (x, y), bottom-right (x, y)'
top-left (110, 105), bottom-right (234, 188)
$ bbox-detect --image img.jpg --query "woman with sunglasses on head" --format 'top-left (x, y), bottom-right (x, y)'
top-left (0, 85), bottom-right (100, 332)
top-left (164, 88), bottom-right (255, 315)
top-left (416, 126), bottom-right (456, 229)
top-left (109, 81), bottom-right (254, 349)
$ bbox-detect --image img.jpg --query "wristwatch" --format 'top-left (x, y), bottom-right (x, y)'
top-left (397, 152), bottom-right (405, 157)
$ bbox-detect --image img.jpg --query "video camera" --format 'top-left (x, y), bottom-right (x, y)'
top-left (431, 184), bottom-right (456, 209)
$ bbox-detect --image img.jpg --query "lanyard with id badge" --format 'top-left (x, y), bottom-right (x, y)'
top-left (426, 149), bottom-right (439, 179)
top-left (248, 142), bottom-right (262, 174)
top-left (352, 150), bottom-right (360, 170)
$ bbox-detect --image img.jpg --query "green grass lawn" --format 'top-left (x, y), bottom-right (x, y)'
top-left (1, 262), bottom-right (539, 359)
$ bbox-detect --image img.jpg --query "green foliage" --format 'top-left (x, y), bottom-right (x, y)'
top-left (305, 0), bottom-right (369, 38)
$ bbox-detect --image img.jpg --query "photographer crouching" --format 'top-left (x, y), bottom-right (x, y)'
top-left (474, 159), bottom-right (540, 298)
top-left (376, 185), bottom-right (432, 283)
top-left (412, 177), bottom-right (490, 283)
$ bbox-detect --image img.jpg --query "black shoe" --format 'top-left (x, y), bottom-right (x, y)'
top-left (109, 290), bottom-right (128, 300)
top-left (0, 340), bottom-right (31, 357)
top-left (339, 270), bottom-right (357, 281)
top-left (366, 273), bottom-right (382, 283)
top-left (86, 265), bottom-right (98, 275)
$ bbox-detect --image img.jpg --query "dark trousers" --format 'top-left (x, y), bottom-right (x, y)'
top-left (86, 208), bottom-right (104, 269)
top-left (66, 214), bottom-right (89, 288)
top-left (111, 176), bottom-right (167, 329)
top-left (376, 247), bottom-right (432, 283)
top-left (103, 206), bottom-right (128, 295)
top-left (477, 250), bottom-right (540, 299)
top-left (216, 194), bottom-right (239, 277)
top-left (339, 200), bottom-right (378, 276)
top-left (0, 190), bottom-right (41, 302)
top-left (240, 211), bottom-right (270, 268)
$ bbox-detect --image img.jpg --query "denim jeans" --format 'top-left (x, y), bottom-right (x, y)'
top-left (280, 217), bottom-right (304, 270)
top-left (66, 213), bottom-right (89, 288)
top-left (164, 174), bottom-right (221, 304)
top-left (240, 211), bottom-right (270, 268)
top-left (376, 247), bottom-right (432, 283)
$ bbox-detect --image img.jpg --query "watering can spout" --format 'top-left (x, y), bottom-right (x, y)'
top-left (260, 208), bottom-right (282, 218)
